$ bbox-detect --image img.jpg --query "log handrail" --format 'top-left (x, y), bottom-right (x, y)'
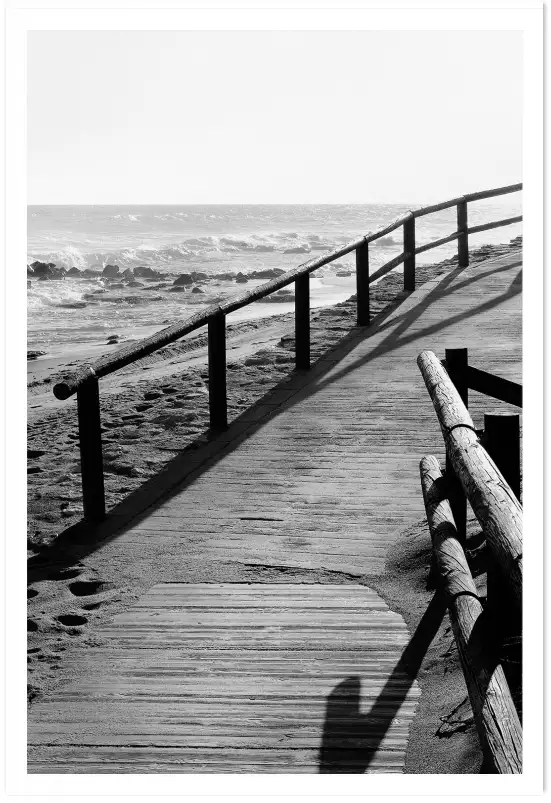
top-left (53, 183), bottom-right (522, 401)
top-left (47, 184), bottom-right (522, 521)
top-left (420, 455), bottom-right (522, 774)
top-left (416, 350), bottom-right (522, 610)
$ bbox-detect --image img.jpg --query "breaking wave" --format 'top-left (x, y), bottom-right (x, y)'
top-left (27, 230), bottom-right (395, 270)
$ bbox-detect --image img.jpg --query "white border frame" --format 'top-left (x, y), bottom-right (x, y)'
top-left (5, 4), bottom-right (544, 799)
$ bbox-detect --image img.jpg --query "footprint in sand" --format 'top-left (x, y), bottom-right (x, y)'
top-left (28, 449), bottom-right (46, 459)
top-left (68, 580), bottom-right (114, 597)
top-left (56, 614), bottom-right (87, 627)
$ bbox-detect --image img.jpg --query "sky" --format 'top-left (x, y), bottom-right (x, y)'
top-left (27, 30), bottom-right (522, 205)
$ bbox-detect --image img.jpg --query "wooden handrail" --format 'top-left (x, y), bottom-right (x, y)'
top-left (468, 215), bottom-right (522, 235)
top-left (53, 183), bottom-right (522, 401)
top-left (420, 455), bottom-right (522, 774)
top-left (464, 183), bottom-right (523, 202)
top-left (417, 350), bottom-right (522, 610)
top-left (48, 184), bottom-right (522, 521)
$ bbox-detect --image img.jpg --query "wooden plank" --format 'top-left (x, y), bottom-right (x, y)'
top-left (28, 584), bottom-right (421, 774)
top-left (420, 455), bottom-right (522, 773)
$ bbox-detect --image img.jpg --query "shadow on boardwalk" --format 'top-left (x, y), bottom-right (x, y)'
top-left (28, 257), bottom-right (521, 584)
top-left (318, 593), bottom-right (447, 773)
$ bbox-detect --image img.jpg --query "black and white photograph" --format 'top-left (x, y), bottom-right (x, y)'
top-left (5, 1), bottom-right (545, 795)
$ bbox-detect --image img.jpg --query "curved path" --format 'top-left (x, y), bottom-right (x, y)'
top-left (28, 251), bottom-right (522, 773)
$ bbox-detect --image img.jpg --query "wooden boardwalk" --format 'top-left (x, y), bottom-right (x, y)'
top-left (28, 251), bottom-right (522, 773)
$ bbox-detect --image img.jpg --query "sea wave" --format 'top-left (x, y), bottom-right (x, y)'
top-left (27, 279), bottom-right (96, 310)
top-left (27, 231), bottom-right (360, 269)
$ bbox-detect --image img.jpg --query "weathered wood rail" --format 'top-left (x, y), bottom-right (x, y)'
top-left (50, 184), bottom-right (522, 522)
top-left (419, 456), bottom-right (522, 774)
top-left (417, 350), bottom-right (522, 610)
top-left (417, 348), bottom-right (523, 773)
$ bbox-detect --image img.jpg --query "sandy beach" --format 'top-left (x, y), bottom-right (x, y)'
top-left (27, 238), bottom-right (521, 773)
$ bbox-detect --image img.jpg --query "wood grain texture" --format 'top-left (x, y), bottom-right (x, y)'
top-left (420, 456), bottom-right (522, 773)
top-left (28, 584), bottom-right (421, 774)
top-left (417, 350), bottom-right (522, 609)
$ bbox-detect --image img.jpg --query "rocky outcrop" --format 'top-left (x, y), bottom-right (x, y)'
top-left (102, 264), bottom-right (120, 277)
top-left (134, 266), bottom-right (162, 279)
top-left (250, 268), bottom-right (286, 279)
top-left (67, 267), bottom-right (81, 276)
top-left (173, 274), bottom-right (193, 287)
top-left (30, 261), bottom-right (66, 279)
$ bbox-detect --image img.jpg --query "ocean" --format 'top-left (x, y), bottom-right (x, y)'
top-left (27, 202), bottom-right (521, 358)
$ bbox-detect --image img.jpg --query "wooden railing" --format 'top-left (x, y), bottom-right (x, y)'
top-left (51, 184), bottom-right (522, 522)
top-left (417, 349), bottom-right (522, 773)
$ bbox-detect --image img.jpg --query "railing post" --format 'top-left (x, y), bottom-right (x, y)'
top-left (77, 375), bottom-right (106, 522)
top-left (457, 200), bottom-right (469, 267)
top-left (208, 312), bottom-right (228, 430)
top-left (295, 273), bottom-right (310, 370)
top-left (482, 412), bottom-right (522, 680)
top-left (444, 348), bottom-right (469, 545)
top-left (484, 414), bottom-right (521, 502)
top-left (355, 241), bottom-right (370, 326)
top-left (403, 216), bottom-right (415, 291)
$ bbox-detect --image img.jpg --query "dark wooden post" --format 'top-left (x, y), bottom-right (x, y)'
top-left (483, 412), bottom-right (522, 678)
top-left (208, 312), bottom-right (228, 430)
top-left (403, 217), bottom-right (416, 291)
top-left (355, 241), bottom-right (370, 326)
top-left (484, 414), bottom-right (521, 502)
top-left (77, 375), bottom-right (106, 522)
top-left (457, 200), bottom-right (469, 267)
top-left (445, 348), bottom-right (469, 544)
top-left (295, 273), bottom-right (310, 370)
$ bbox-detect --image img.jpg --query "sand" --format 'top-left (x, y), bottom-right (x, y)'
top-left (27, 238), bottom-right (522, 773)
